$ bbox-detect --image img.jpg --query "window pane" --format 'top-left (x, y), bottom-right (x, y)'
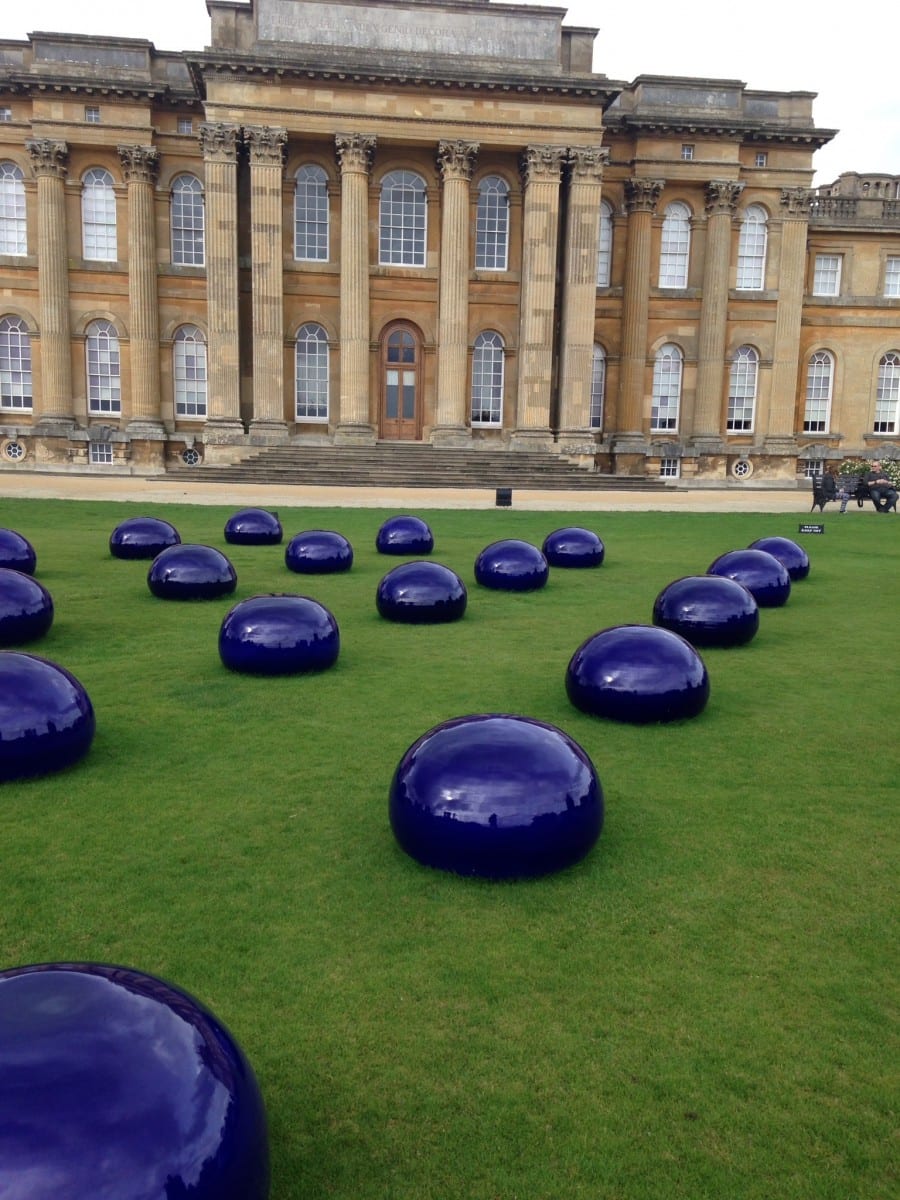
top-left (596, 201), bottom-right (613, 287)
top-left (659, 202), bottom-right (690, 288)
top-left (813, 254), bottom-right (841, 296)
top-left (294, 165), bottom-right (329, 261)
top-left (471, 331), bottom-right (504, 424)
top-left (803, 351), bottom-right (833, 432)
top-left (736, 205), bottom-right (767, 290)
top-left (82, 169), bottom-right (117, 261)
top-left (884, 258), bottom-right (900, 298)
top-left (0, 315), bottom-right (32, 409)
top-left (0, 162), bottom-right (27, 256)
top-left (727, 346), bottom-right (758, 431)
top-left (171, 175), bottom-right (205, 266)
top-left (874, 351), bottom-right (900, 433)
top-left (379, 170), bottom-right (426, 266)
top-left (651, 344), bottom-right (682, 430)
top-left (86, 320), bottom-right (121, 413)
top-left (295, 323), bottom-right (329, 419)
top-left (174, 325), bottom-right (207, 416)
top-left (590, 344), bottom-right (605, 429)
top-left (475, 176), bottom-right (509, 271)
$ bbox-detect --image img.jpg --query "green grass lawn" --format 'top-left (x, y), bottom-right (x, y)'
top-left (1, 498), bottom-right (897, 1199)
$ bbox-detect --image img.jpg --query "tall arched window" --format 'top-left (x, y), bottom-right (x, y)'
top-left (81, 168), bottom-right (117, 261)
top-left (171, 174), bottom-right (205, 266)
top-left (294, 165), bottom-right (329, 261)
top-left (475, 176), bottom-right (509, 271)
top-left (173, 325), bottom-right (207, 417)
top-left (0, 162), bottom-right (26, 256)
top-left (736, 205), bottom-right (768, 290)
top-left (0, 316), bottom-right (32, 409)
top-left (470, 331), bottom-right (505, 425)
top-left (659, 202), bottom-right (691, 288)
top-left (379, 170), bottom-right (427, 266)
top-left (295, 323), bottom-right (329, 420)
top-left (727, 346), bottom-right (759, 431)
top-left (596, 201), bottom-right (613, 287)
top-left (803, 351), bottom-right (834, 433)
top-left (651, 344), bottom-right (683, 430)
top-left (590, 344), bottom-right (606, 429)
top-left (86, 320), bottom-right (121, 414)
top-left (874, 351), bottom-right (900, 433)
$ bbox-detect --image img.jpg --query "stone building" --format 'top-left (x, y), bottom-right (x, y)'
top-left (1, 0), bottom-right (898, 483)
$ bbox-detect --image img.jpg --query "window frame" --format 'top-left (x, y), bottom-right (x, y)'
top-left (81, 168), bottom-right (117, 262)
top-left (293, 164), bottom-right (330, 263)
top-left (173, 325), bottom-right (208, 418)
top-left (596, 200), bottom-right (613, 288)
top-left (651, 343), bottom-right (683, 432)
top-left (0, 161), bottom-right (27, 256)
top-left (378, 169), bottom-right (427, 268)
top-left (658, 201), bottom-right (691, 289)
top-left (590, 344), bottom-right (606, 430)
top-left (884, 257), bottom-right (900, 298)
top-left (295, 323), bottom-right (330, 421)
top-left (170, 174), bottom-right (205, 267)
top-left (85, 319), bottom-right (121, 415)
top-left (474, 175), bottom-right (510, 272)
top-left (470, 330), bottom-right (505, 426)
top-left (873, 351), bottom-right (900, 434)
top-left (812, 253), bottom-right (842, 297)
top-left (802, 350), bottom-right (834, 433)
top-left (736, 204), bottom-right (768, 291)
top-left (0, 315), bottom-right (32, 410)
top-left (726, 346), bottom-right (759, 433)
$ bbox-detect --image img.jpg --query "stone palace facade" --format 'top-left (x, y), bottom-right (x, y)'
top-left (1, 0), bottom-right (899, 482)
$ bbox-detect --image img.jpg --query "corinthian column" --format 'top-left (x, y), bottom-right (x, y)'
top-left (512, 145), bottom-right (565, 450)
top-left (118, 144), bottom-right (163, 436)
top-left (433, 139), bottom-right (478, 445)
top-left (767, 187), bottom-right (811, 450)
top-left (335, 133), bottom-right (376, 443)
top-left (245, 126), bottom-right (288, 439)
top-left (557, 146), bottom-right (606, 452)
top-left (26, 139), bottom-right (72, 427)
top-left (200, 123), bottom-right (243, 437)
top-left (692, 180), bottom-right (743, 446)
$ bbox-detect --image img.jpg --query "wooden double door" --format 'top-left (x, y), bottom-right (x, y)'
top-left (379, 324), bottom-right (422, 440)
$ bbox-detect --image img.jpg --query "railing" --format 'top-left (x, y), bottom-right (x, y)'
top-left (809, 197), bottom-right (900, 225)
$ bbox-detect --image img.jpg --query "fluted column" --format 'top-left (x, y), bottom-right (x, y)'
top-left (768, 187), bottom-right (811, 447)
top-left (692, 180), bottom-right (743, 445)
top-left (512, 145), bottom-right (565, 450)
top-left (557, 146), bottom-right (606, 451)
top-left (200, 123), bottom-right (243, 436)
top-left (118, 144), bottom-right (163, 435)
top-left (26, 139), bottom-right (72, 426)
top-left (246, 126), bottom-right (288, 439)
top-left (335, 133), bottom-right (376, 443)
top-left (433, 139), bottom-right (478, 445)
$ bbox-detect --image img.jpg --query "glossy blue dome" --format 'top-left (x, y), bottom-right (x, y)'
top-left (224, 509), bottom-right (283, 546)
top-left (219, 594), bottom-right (340, 675)
top-left (0, 962), bottom-right (269, 1200)
top-left (389, 713), bottom-right (603, 879)
top-left (285, 530), bottom-right (353, 574)
top-left (375, 515), bottom-right (434, 556)
top-left (707, 548), bottom-right (791, 607)
top-left (566, 624), bottom-right (710, 724)
top-left (0, 528), bottom-right (36, 575)
top-left (0, 569), bottom-right (54, 646)
top-left (474, 539), bottom-right (549, 592)
top-left (109, 516), bottom-right (181, 560)
top-left (0, 652), bottom-right (95, 780)
top-left (652, 574), bottom-right (759, 648)
top-left (148, 545), bottom-right (237, 601)
top-left (542, 527), bottom-right (605, 568)
top-left (748, 536), bottom-right (810, 581)
top-left (376, 561), bottom-right (467, 624)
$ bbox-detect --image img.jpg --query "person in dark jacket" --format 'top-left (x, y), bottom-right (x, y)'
top-left (865, 461), bottom-right (898, 512)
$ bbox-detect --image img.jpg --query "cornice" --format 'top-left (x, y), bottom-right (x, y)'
top-left (605, 113), bottom-right (836, 149)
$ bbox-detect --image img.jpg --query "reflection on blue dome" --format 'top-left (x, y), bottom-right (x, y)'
top-left (0, 569), bottom-right (54, 645)
top-left (285, 530), bottom-right (353, 574)
top-left (708, 548), bottom-right (791, 607)
top-left (748, 536), bottom-right (810, 581)
top-left (219, 594), bottom-right (340, 675)
top-left (542, 527), bottom-right (605, 568)
top-left (474, 539), bottom-right (549, 592)
top-left (0, 528), bottom-right (36, 575)
top-left (375, 515), bottom-right (434, 556)
top-left (653, 574), bottom-right (759, 648)
top-left (224, 509), bottom-right (283, 546)
top-left (148, 545), bottom-right (237, 601)
top-left (110, 516), bottom-right (181, 560)
top-left (0, 652), bottom-right (94, 780)
top-left (376, 561), bottom-right (467, 624)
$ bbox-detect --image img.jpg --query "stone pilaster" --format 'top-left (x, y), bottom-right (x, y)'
top-left (767, 187), bottom-right (811, 450)
top-left (335, 133), bottom-right (376, 443)
top-left (245, 126), bottom-right (288, 440)
top-left (433, 139), bottom-right (478, 446)
top-left (26, 139), bottom-right (73, 428)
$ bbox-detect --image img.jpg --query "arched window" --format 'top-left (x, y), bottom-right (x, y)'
top-left (803, 351), bottom-right (834, 433)
top-left (81, 168), bottom-right (117, 261)
top-left (736, 205), bottom-right (768, 290)
top-left (470, 331), bottom-right (504, 425)
top-left (295, 323), bottom-right (329, 420)
top-left (171, 174), bottom-right (204, 266)
top-left (0, 162), bottom-right (26, 256)
top-left (173, 325), bottom-right (207, 417)
top-left (874, 351), bottom-right (900, 433)
top-left (727, 346), bottom-right (759, 431)
top-left (658, 202), bottom-right (691, 288)
top-left (651, 344), bottom-right (682, 430)
top-left (475, 176), bottom-right (509, 271)
top-left (590, 344), bottom-right (606, 429)
top-left (379, 170), bottom-right (427, 267)
top-left (294, 164), bottom-right (329, 261)
top-left (596, 201), bottom-right (613, 287)
top-left (0, 316), bottom-right (32, 409)
top-left (85, 320), bottom-right (121, 414)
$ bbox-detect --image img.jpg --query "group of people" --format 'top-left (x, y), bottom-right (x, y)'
top-left (819, 462), bottom-right (898, 513)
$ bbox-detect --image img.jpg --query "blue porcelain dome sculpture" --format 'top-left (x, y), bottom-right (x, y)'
top-left (224, 508), bottom-right (283, 546)
top-left (389, 713), bottom-right (603, 879)
top-left (0, 528), bottom-right (36, 575)
top-left (109, 516), bottom-right (181, 560)
top-left (474, 539), bottom-right (549, 592)
top-left (707, 548), bottom-right (792, 607)
top-left (148, 544), bottom-right (237, 601)
top-left (219, 594), bottom-right (340, 675)
top-left (285, 530), bottom-right (353, 575)
top-left (566, 624), bottom-right (710, 724)
top-left (652, 574), bottom-right (759, 648)
top-left (375, 515), bottom-right (434, 556)
top-left (0, 569), bottom-right (54, 646)
top-left (0, 652), bottom-right (95, 780)
top-left (376, 561), bottom-right (467, 624)
top-left (542, 527), bottom-right (605, 568)
top-left (0, 962), bottom-right (269, 1200)
top-left (748, 536), bottom-right (810, 581)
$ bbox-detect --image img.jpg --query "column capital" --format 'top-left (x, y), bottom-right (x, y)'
top-left (704, 179), bottom-right (743, 216)
top-left (335, 133), bottom-right (376, 174)
top-left (437, 140), bottom-right (478, 183)
top-left (567, 145), bottom-right (608, 182)
top-left (26, 138), bottom-right (69, 179)
top-left (244, 125), bottom-right (287, 166)
top-left (519, 145), bottom-right (566, 187)
top-left (624, 178), bottom-right (664, 214)
top-left (117, 144), bottom-right (160, 185)
top-left (780, 186), bottom-right (812, 218)
top-left (199, 122), bottom-right (241, 163)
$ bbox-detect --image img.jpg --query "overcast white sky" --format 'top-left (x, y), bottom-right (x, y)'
top-left (4, 0), bottom-right (895, 185)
